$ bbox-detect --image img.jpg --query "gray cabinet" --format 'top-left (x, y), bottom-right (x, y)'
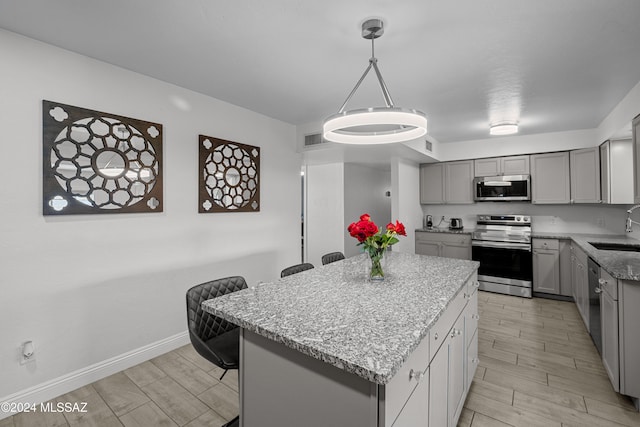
top-left (391, 369), bottom-right (429, 426)
top-left (601, 139), bottom-right (634, 204)
top-left (601, 142), bottom-right (609, 204)
top-left (464, 284), bottom-right (479, 391)
top-left (531, 152), bottom-right (571, 204)
top-left (384, 334), bottom-right (430, 426)
top-left (415, 232), bottom-right (471, 260)
top-left (429, 309), bottom-right (466, 427)
top-left (599, 269), bottom-right (619, 392)
top-left (570, 147), bottom-right (601, 203)
top-left (570, 244), bottom-right (577, 301)
top-left (558, 240), bottom-right (573, 297)
top-left (448, 314), bottom-right (467, 426)
top-left (474, 155), bottom-right (529, 177)
top-left (619, 280), bottom-right (640, 400)
top-left (532, 239), bottom-right (560, 294)
top-left (415, 237), bottom-right (441, 257)
top-left (573, 245), bottom-right (589, 331)
top-left (420, 163), bottom-right (445, 204)
top-left (633, 114), bottom-right (640, 203)
top-left (445, 160), bottom-right (474, 204)
top-left (420, 161), bottom-right (473, 204)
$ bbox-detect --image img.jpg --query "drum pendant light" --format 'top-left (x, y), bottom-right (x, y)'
top-left (323, 18), bottom-right (427, 145)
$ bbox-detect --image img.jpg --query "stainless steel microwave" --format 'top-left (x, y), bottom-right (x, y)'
top-left (474, 175), bottom-right (531, 201)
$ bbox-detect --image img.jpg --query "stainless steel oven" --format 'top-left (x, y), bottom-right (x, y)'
top-left (472, 215), bottom-right (533, 298)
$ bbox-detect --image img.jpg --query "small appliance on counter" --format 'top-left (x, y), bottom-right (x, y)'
top-left (449, 218), bottom-right (463, 230)
top-left (424, 214), bottom-right (433, 229)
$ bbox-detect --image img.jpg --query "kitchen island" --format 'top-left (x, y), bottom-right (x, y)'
top-left (203, 252), bottom-right (479, 427)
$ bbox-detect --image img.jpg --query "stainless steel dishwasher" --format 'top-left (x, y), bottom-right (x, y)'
top-left (587, 257), bottom-right (602, 355)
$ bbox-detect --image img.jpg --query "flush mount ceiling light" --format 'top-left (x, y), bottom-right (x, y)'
top-left (322, 18), bottom-right (427, 145)
top-left (489, 122), bottom-right (519, 136)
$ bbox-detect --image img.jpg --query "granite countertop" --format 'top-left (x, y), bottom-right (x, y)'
top-left (416, 227), bottom-right (474, 235)
top-left (202, 252), bottom-right (479, 385)
top-left (532, 232), bottom-right (640, 281)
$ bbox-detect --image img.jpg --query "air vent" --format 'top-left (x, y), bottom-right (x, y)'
top-left (304, 133), bottom-right (326, 147)
top-left (425, 140), bottom-right (433, 152)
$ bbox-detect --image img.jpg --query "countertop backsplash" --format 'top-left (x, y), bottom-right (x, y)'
top-left (422, 202), bottom-right (634, 235)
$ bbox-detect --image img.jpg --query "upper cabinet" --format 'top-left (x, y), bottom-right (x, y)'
top-left (601, 139), bottom-right (633, 204)
top-left (420, 161), bottom-right (474, 204)
top-left (531, 152), bottom-right (570, 204)
top-left (446, 161), bottom-right (474, 204)
top-left (570, 147), bottom-right (601, 203)
top-left (633, 114), bottom-right (640, 203)
top-left (420, 163), bottom-right (445, 204)
top-left (474, 155), bottom-right (530, 177)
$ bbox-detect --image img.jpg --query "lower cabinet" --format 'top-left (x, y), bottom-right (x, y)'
top-left (415, 232), bottom-right (472, 260)
top-left (573, 257), bottom-right (640, 404)
top-left (384, 334), bottom-right (430, 426)
top-left (619, 280), bottom-right (640, 400)
top-left (573, 245), bottom-right (589, 330)
top-left (532, 238), bottom-right (560, 294)
top-left (429, 307), bottom-right (466, 427)
top-left (391, 369), bottom-right (429, 426)
top-left (558, 240), bottom-right (573, 297)
top-left (600, 269), bottom-right (619, 392)
top-left (388, 275), bottom-right (477, 427)
top-left (465, 287), bottom-right (479, 391)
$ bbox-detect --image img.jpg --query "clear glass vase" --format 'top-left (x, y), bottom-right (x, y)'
top-left (369, 248), bottom-right (386, 281)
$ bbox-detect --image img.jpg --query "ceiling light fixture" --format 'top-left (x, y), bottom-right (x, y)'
top-left (322, 18), bottom-right (427, 145)
top-left (489, 122), bottom-right (519, 136)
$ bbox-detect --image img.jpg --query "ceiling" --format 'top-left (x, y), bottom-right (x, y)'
top-left (1, 0), bottom-right (640, 144)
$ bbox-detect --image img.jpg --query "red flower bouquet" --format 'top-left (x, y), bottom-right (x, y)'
top-left (347, 214), bottom-right (407, 280)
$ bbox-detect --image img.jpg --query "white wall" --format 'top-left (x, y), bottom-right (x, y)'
top-left (391, 158), bottom-right (423, 254)
top-left (0, 30), bottom-right (300, 401)
top-left (343, 164), bottom-right (391, 257)
top-left (598, 79), bottom-right (640, 143)
top-left (304, 163), bottom-right (345, 267)
top-left (437, 129), bottom-right (597, 162)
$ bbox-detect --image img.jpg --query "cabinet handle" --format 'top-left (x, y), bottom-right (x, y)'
top-left (434, 332), bottom-right (438, 341)
top-left (473, 281), bottom-right (480, 289)
top-left (472, 358), bottom-right (479, 364)
top-left (451, 328), bottom-right (461, 338)
top-left (598, 278), bottom-right (608, 286)
top-left (472, 314), bottom-right (480, 320)
top-left (594, 287), bottom-right (602, 294)
top-left (409, 369), bottom-right (424, 383)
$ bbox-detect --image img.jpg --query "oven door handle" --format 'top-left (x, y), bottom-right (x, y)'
top-left (472, 240), bottom-right (532, 251)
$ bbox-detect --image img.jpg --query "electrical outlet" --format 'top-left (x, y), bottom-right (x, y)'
top-left (20, 341), bottom-right (36, 365)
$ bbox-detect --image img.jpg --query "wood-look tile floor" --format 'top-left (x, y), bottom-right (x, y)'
top-left (458, 291), bottom-right (640, 427)
top-left (4, 291), bottom-right (640, 426)
top-left (2, 345), bottom-right (239, 427)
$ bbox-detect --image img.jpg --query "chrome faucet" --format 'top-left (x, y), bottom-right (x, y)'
top-left (625, 204), bottom-right (640, 232)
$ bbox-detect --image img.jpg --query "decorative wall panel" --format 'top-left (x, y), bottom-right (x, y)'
top-left (42, 100), bottom-right (163, 215)
top-left (199, 135), bottom-right (260, 213)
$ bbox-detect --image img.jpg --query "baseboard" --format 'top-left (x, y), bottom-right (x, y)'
top-left (0, 331), bottom-right (189, 420)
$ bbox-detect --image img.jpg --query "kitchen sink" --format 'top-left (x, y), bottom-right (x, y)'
top-left (589, 242), bottom-right (640, 252)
